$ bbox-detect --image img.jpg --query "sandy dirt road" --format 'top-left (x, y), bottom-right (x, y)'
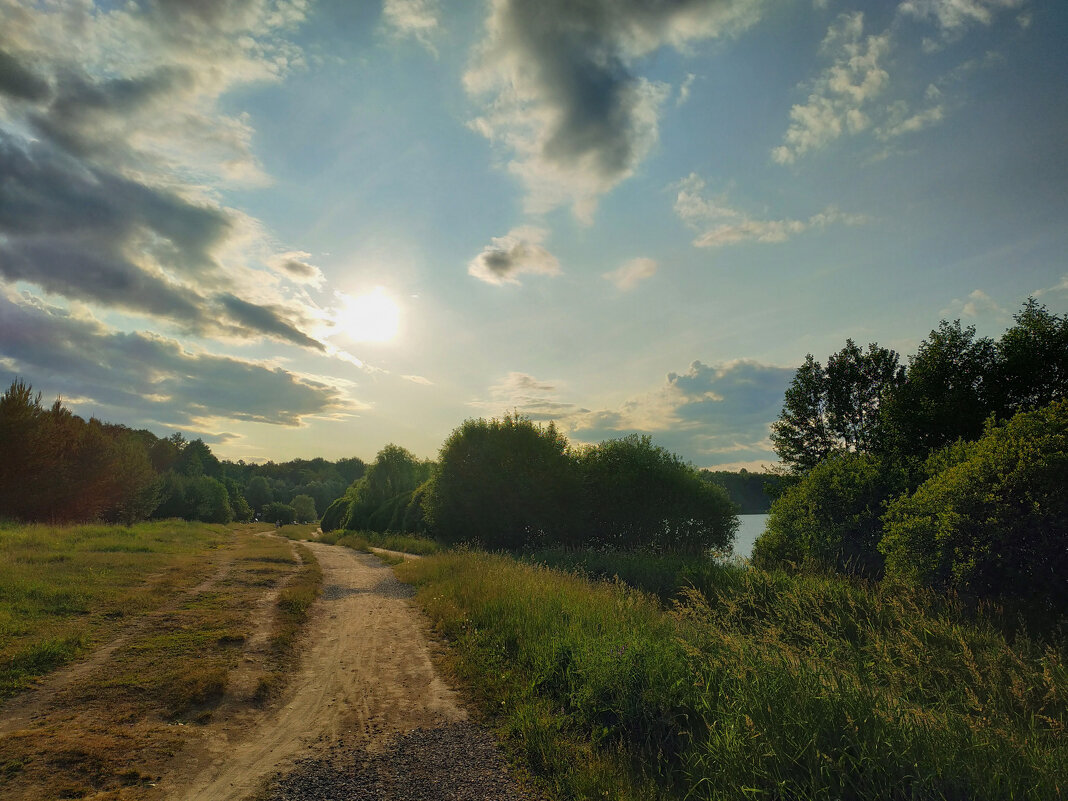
top-left (163, 542), bottom-right (530, 801)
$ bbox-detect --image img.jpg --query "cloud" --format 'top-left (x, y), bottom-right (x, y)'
top-left (1034, 275), bottom-right (1068, 298)
top-left (603, 257), bottom-right (658, 291)
top-left (270, 251), bottom-right (325, 286)
top-left (382, 0), bottom-right (441, 52)
top-left (0, 0), bottom-right (333, 353)
top-left (772, 12), bottom-right (891, 164)
top-left (676, 72), bottom-right (697, 107)
top-left (568, 359), bottom-right (795, 466)
top-left (468, 226), bottom-right (561, 286)
top-left (940, 289), bottom-right (1007, 318)
top-left (470, 372), bottom-right (588, 421)
top-left (471, 360), bottom-right (793, 467)
top-left (673, 173), bottom-right (867, 247)
top-left (0, 292), bottom-right (344, 429)
top-left (465, 0), bottom-right (765, 222)
top-left (898, 0), bottom-right (1026, 34)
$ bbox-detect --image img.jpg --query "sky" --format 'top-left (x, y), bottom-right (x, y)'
top-left (1, 0), bottom-right (1066, 469)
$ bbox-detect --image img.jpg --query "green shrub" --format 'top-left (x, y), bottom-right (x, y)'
top-left (261, 502), bottom-right (296, 525)
top-left (753, 451), bottom-right (906, 577)
top-left (881, 399), bottom-right (1068, 619)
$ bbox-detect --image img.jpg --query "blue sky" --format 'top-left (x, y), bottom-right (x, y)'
top-left (1, 0), bottom-right (1065, 468)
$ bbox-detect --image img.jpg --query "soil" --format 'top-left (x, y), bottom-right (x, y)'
top-left (161, 542), bottom-right (536, 801)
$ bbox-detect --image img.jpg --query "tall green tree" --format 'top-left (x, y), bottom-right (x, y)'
top-left (771, 341), bottom-right (903, 472)
top-left (995, 298), bottom-right (1068, 415)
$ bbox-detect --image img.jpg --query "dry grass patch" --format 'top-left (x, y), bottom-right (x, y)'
top-left (0, 523), bottom-right (322, 801)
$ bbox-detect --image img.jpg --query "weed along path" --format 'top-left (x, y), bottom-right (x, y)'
top-left (167, 541), bottom-right (535, 801)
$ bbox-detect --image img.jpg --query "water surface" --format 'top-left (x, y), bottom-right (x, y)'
top-left (732, 514), bottom-right (768, 560)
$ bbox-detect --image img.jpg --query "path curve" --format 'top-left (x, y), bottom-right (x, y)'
top-left (164, 542), bottom-right (468, 801)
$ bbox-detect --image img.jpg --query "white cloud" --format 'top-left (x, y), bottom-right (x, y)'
top-left (898, 0), bottom-right (1026, 34)
top-left (676, 73), bottom-right (698, 107)
top-left (940, 289), bottom-right (1007, 318)
top-left (772, 12), bottom-right (891, 164)
top-left (1033, 275), bottom-right (1068, 298)
top-left (465, 0), bottom-right (765, 223)
top-left (382, 0), bottom-right (441, 53)
top-left (673, 174), bottom-right (867, 248)
top-left (603, 257), bottom-right (658, 291)
top-left (468, 226), bottom-right (561, 286)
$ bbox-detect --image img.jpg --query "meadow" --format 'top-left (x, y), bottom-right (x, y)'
top-left (0, 520), bottom-right (321, 799)
top-left (396, 549), bottom-right (1067, 801)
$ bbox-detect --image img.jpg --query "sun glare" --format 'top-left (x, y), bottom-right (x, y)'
top-left (336, 287), bottom-right (400, 343)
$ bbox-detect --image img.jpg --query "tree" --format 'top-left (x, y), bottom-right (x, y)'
top-left (578, 434), bottom-right (738, 554)
top-left (291, 494), bottom-right (317, 524)
top-left (244, 475), bottom-right (273, 515)
top-left (880, 399), bottom-right (1068, 617)
top-left (880, 320), bottom-right (997, 460)
top-left (771, 342), bottom-right (903, 472)
top-left (752, 452), bottom-right (907, 577)
top-left (995, 298), bottom-right (1068, 415)
top-left (342, 444), bottom-right (433, 532)
top-left (262, 501), bottom-right (296, 525)
top-left (424, 415), bottom-right (579, 549)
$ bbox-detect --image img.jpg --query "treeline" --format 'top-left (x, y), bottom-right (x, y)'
top-left (323, 417), bottom-right (738, 553)
top-left (756, 298), bottom-right (1068, 624)
top-left (0, 380), bottom-right (364, 526)
top-left (701, 469), bottom-right (783, 513)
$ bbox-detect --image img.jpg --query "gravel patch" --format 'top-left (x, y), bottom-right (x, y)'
top-left (264, 722), bottom-right (540, 801)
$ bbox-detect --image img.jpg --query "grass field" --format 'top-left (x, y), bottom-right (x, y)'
top-left (0, 521), bottom-right (321, 800)
top-left (397, 550), bottom-right (1067, 801)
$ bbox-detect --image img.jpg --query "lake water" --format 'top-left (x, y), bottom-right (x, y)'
top-left (732, 513), bottom-right (768, 560)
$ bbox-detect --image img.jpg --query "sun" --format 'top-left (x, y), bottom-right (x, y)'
top-left (335, 287), bottom-right (400, 343)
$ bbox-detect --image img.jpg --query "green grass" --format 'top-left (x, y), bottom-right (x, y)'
top-left (319, 529), bottom-right (441, 555)
top-left (396, 550), bottom-right (1067, 801)
top-left (0, 520), bottom-right (228, 700)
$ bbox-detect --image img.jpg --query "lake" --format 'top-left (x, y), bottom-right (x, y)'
top-left (732, 513), bottom-right (768, 560)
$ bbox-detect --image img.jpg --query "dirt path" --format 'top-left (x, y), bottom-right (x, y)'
top-left (163, 543), bottom-right (527, 801)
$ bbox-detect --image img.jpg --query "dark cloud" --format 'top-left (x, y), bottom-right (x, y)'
top-left (0, 48), bottom-right (50, 101)
top-left (467, 0), bottom-right (763, 218)
top-left (0, 293), bottom-right (341, 428)
top-left (216, 293), bottom-right (325, 351)
top-left (468, 227), bottom-right (560, 285)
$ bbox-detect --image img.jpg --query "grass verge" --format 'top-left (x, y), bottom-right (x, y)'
top-left (396, 550), bottom-right (1067, 801)
top-left (319, 529), bottom-right (441, 555)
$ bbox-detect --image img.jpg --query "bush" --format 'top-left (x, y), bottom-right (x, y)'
top-left (262, 502), bottom-right (296, 525)
top-left (753, 451), bottom-right (906, 577)
top-left (424, 415), bottom-right (580, 549)
top-left (290, 494), bottom-right (317, 524)
top-left (578, 434), bottom-right (737, 553)
top-left (881, 399), bottom-right (1068, 618)
top-left (319, 496), bottom-right (348, 532)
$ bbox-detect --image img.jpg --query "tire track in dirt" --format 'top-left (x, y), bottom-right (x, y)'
top-left (163, 542), bottom-right (467, 801)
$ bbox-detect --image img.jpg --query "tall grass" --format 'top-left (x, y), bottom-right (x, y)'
top-left (397, 551), bottom-right (1066, 801)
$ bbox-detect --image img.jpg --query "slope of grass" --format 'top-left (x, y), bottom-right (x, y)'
top-left (396, 550), bottom-right (1066, 801)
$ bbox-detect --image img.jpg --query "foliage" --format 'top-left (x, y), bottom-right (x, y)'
top-left (244, 475), bottom-right (273, 514)
top-left (290, 494), bottom-right (317, 524)
top-left (399, 550), bottom-right (1066, 801)
top-left (262, 501), bottom-right (296, 525)
top-left (995, 298), bottom-right (1068, 415)
top-left (319, 496), bottom-right (349, 533)
top-left (578, 434), bottom-right (737, 553)
top-left (336, 444), bottom-right (433, 533)
top-left (0, 380), bottom-right (160, 523)
top-left (753, 452), bottom-right (907, 577)
top-left (424, 415), bottom-right (580, 549)
top-left (771, 342), bottom-right (904, 472)
top-left (881, 399), bottom-right (1068, 620)
top-left (881, 319), bottom-right (998, 460)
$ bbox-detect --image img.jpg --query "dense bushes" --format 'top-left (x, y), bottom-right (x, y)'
top-left (753, 452), bottom-right (906, 577)
top-left (320, 444), bottom-right (432, 535)
top-left (758, 299), bottom-right (1068, 620)
top-left (881, 400), bottom-right (1068, 613)
top-left (423, 417), bottom-right (737, 553)
top-left (424, 416), bottom-right (580, 548)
